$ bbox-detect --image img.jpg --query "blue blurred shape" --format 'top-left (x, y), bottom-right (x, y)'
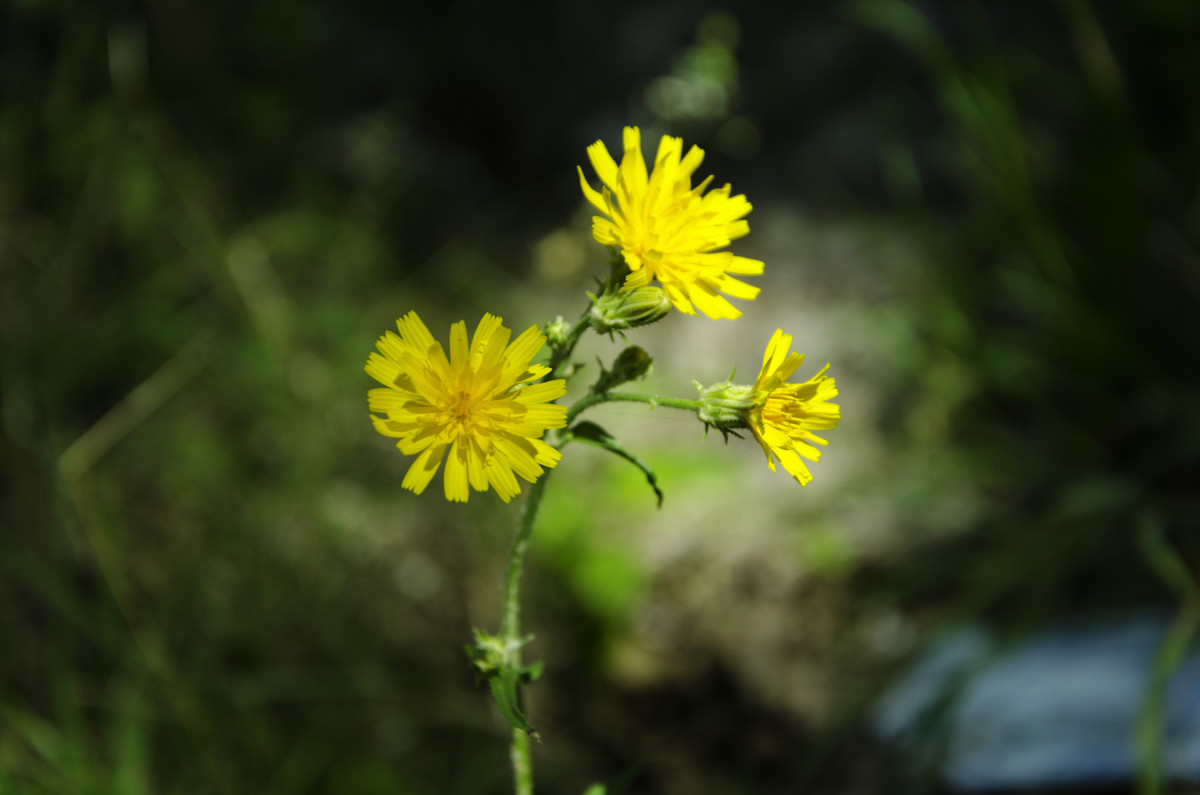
top-left (874, 611), bottom-right (1200, 790)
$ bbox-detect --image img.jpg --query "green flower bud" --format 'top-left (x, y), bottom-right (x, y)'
top-left (594, 346), bottom-right (653, 393)
top-left (612, 345), bottom-right (653, 382)
top-left (695, 379), bottom-right (763, 430)
top-left (589, 285), bottom-right (672, 333)
top-left (544, 315), bottom-right (572, 348)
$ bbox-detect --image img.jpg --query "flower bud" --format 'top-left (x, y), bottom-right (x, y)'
top-left (612, 345), bottom-right (653, 382)
top-left (589, 285), bottom-right (672, 333)
top-left (544, 315), bottom-right (572, 348)
top-left (694, 379), bottom-right (763, 430)
top-left (595, 346), bottom-right (653, 392)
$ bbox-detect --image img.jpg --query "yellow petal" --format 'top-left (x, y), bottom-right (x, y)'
top-left (469, 314), bottom-right (505, 368)
top-left (448, 320), bottom-right (469, 373)
top-left (578, 166), bottom-right (609, 214)
top-left (395, 311), bottom-right (436, 355)
top-left (402, 444), bottom-right (446, 495)
top-left (586, 140), bottom-right (618, 190)
top-left (443, 440), bottom-right (470, 502)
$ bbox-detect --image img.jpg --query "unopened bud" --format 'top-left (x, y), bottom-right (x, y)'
top-left (589, 286), bottom-right (672, 333)
top-left (544, 316), bottom-right (571, 348)
top-left (595, 346), bottom-right (653, 392)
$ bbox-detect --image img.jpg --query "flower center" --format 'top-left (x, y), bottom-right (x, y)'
top-left (447, 388), bottom-right (479, 428)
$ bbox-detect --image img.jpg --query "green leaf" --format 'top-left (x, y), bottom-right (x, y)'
top-left (488, 667), bottom-right (538, 738)
top-left (567, 421), bottom-right (664, 507)
top-left (581, 786), bottom-right (607, 795)
top-left (465, 630), bottom-right (542, 737)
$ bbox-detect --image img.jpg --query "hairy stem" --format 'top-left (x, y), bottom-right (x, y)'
top-left (510, 727), bottom-right (534, 795)
top-left (501, 474), bottom-right (549, 641)
top-left (500, 472), bottom-right (550, 793)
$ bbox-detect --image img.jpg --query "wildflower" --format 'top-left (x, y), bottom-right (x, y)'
top-left (578, 126), bottom-right (763, 320)
top-left (697, 329), bottom-right (840, 485)
top-left (366, 312), bottom-right (568, 502)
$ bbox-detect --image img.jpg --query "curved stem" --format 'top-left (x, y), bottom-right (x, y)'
top-left (566, 391), bottom-right (702, 426)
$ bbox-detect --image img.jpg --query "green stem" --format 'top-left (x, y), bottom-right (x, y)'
top-left (500, 473), bottom-right (549, 641)
top-left (510, 727), bottom-right (533, 795)
top-left (499, 471), bottom-right (551, 794)
top-left (549, 311), bottom-right (591, 379)
top-left (566, 391), bottom-right (702, 426)
top-left (500, 300), bottom-right (701, 792)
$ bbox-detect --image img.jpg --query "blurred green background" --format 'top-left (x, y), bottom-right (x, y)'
top-left (3, 0), bottom-right (1199, 792)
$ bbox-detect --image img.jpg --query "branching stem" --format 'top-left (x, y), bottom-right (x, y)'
top-left (500, 325), bottom-right (703, 793)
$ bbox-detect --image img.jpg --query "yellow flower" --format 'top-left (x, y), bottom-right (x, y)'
top-left (365, 311), bottom-right (568, 503)
top-left (748, 329), bottom-right (840, 486)
top-left (578, 126), bottom-right (764, 320)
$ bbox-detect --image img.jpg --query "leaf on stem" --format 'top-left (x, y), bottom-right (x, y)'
top-left (567, 421), bottom-right (664, 507)
top-left (465, 629), bottom-right (543, 736)
top-left (488, 667), bottom-right (541, 739)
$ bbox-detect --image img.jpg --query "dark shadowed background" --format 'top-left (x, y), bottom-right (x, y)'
top-left (3, 1), bottom-right (1199, 793)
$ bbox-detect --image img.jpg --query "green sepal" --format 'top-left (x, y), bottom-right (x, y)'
top-left (465, 629), bottom-right (543, 738)
top-left (567, 421), bottom-right (664, 507)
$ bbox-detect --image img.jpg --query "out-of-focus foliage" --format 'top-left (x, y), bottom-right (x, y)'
top-left (2, 0), bottom-right (1199, 793)
top-left (854, 0), bottom-right (1200, 628)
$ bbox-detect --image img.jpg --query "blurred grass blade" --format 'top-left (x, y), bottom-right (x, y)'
top-left (1135, 517), bottom-right (1200, 795)
top-left (58, 326), bottom-right (217, 482)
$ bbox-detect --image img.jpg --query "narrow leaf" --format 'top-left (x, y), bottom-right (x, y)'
top-left (489, 667), bottom-right (538, 737)
top-left (568, 421), bottom-right (664, 507)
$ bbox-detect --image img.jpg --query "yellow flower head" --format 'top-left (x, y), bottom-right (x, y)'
top-left (578, 126), bottom-right (764, 320)
top-left (366, 312), bottom-right (568, 503)
top-left (748, 329), bottom-right (840, 486)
